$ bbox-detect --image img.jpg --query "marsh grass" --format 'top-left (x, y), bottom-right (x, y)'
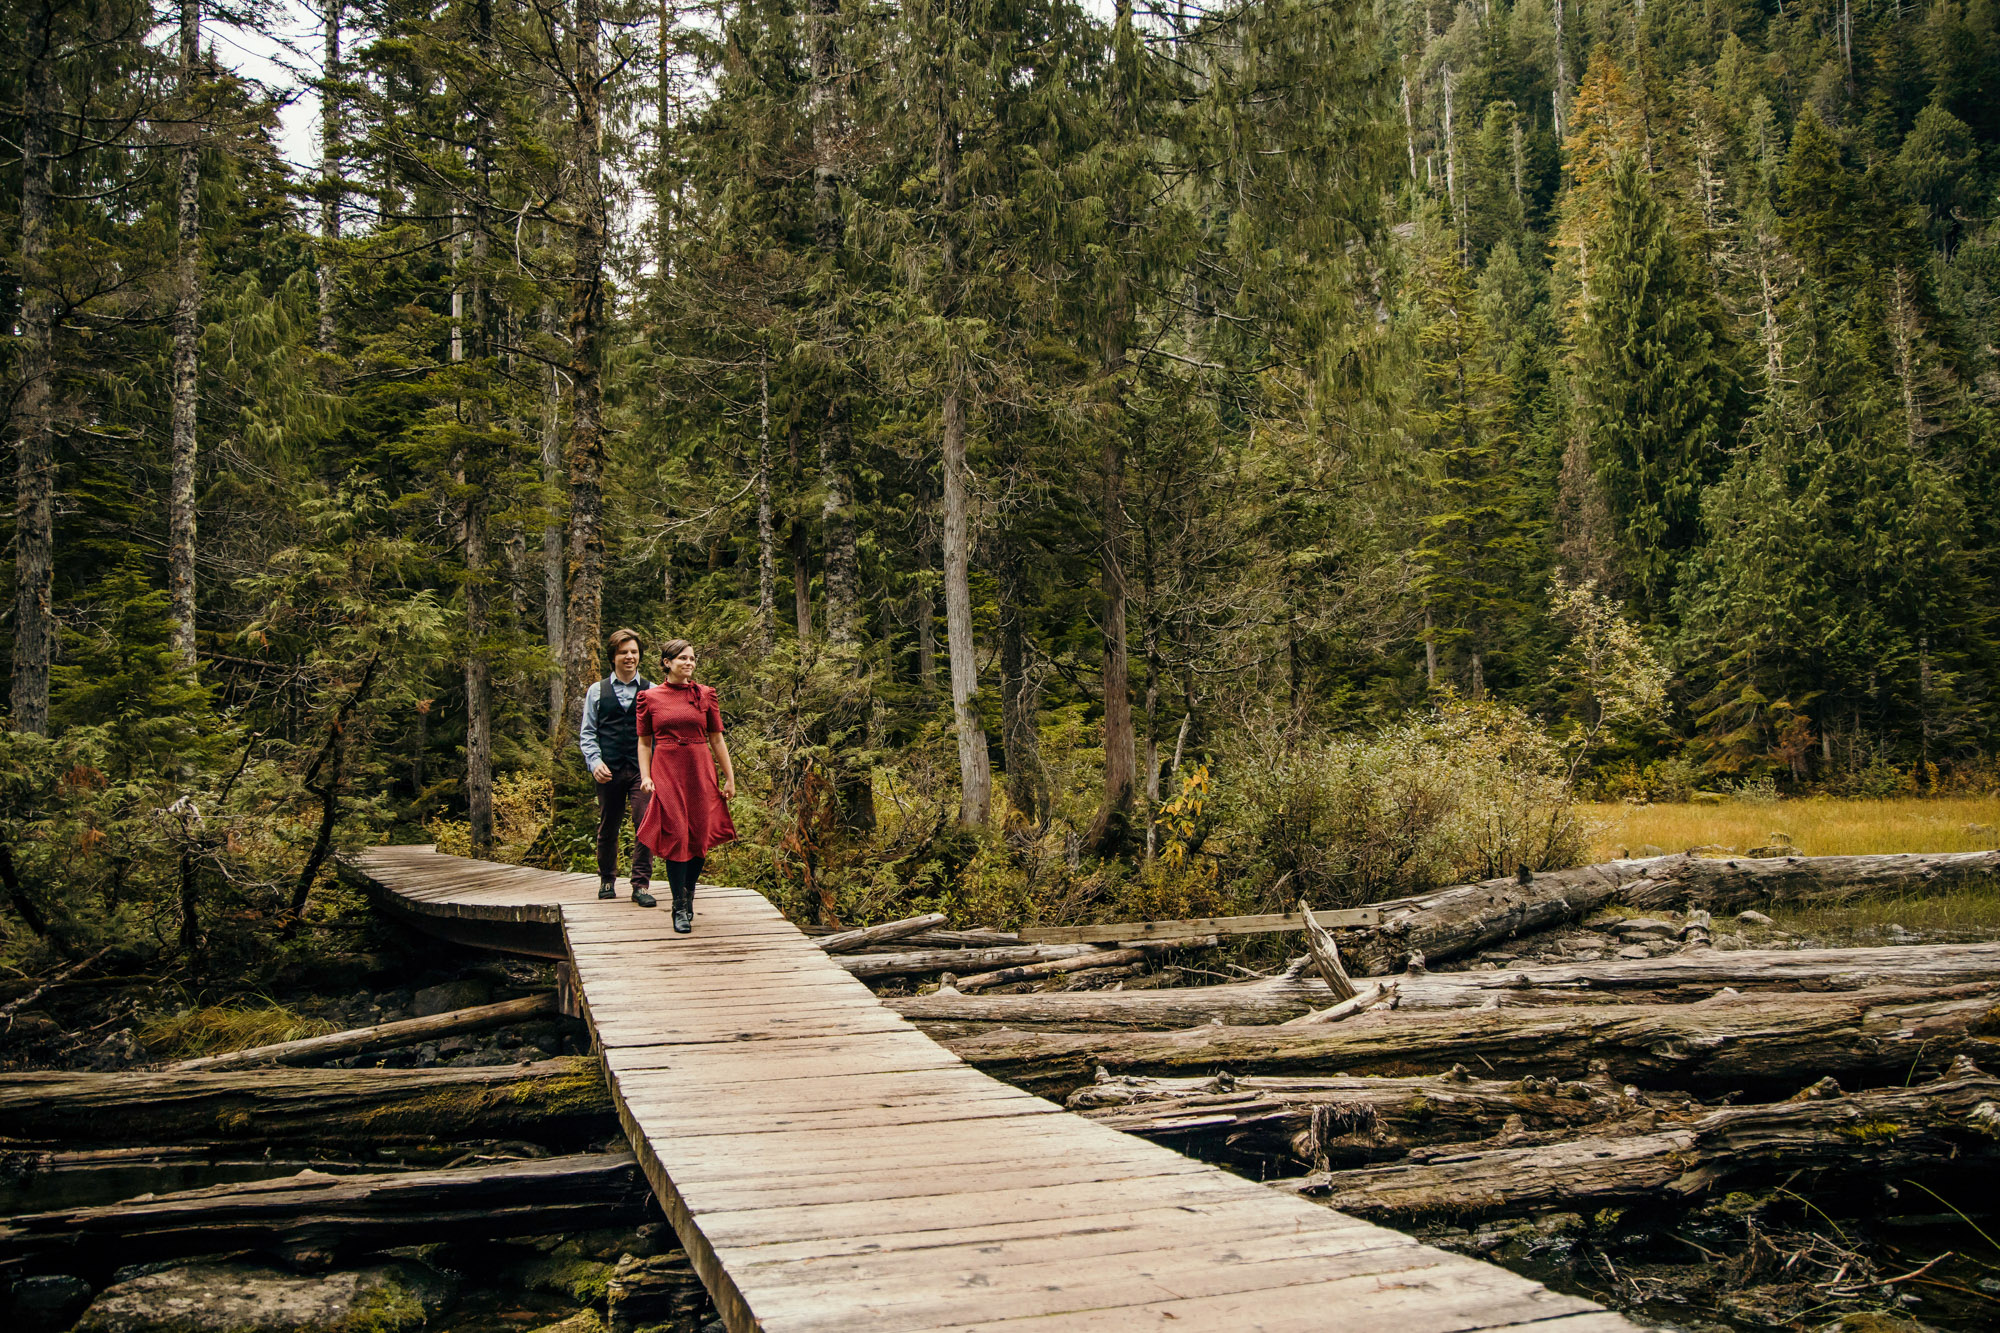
top-left (1583, 796), bottom-right (2000, 944)
top-left (1767, 886), bottom-right (2000, 944)
top-left (138, 1000), bottom-right (338, 1058)
top-left (1583, 796), bottom-right (2000, 861)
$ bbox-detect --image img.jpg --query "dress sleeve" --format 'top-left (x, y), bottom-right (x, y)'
top-left (704, 686), bottom-right (725, 734)
top-left (636, 690), bottom-right (656, 740)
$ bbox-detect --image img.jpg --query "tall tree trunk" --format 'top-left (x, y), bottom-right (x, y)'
top-left (808, 0), bottom-right (858, 649)
top-left (934, 72), bottom-right (990, 828)
top-left (167, 0), bottom-right (203, 671)
top-left (790, 515), bottom-right (812, 640)
top-left (941, 377), bottom-right (990, 827)
top-left (561, 0), bottom-right (608, 737)
top-left (1085, 0), bottom-right (1138, 856)
top-left (11, 1), bottom-right (58, 734)
top-left (318, 0), bottom-right (342, 355)
top-left (755, 358), bottom-right (776, 655)
top-left (464, 14), bottom-right (495, 855)
top-left (819, 405), bottom-right (858, 647)
top-left (1551, 0), bottom-right (1570, 140)
top-left (539, 234), bottom-right (566, 742)
top-left (915, 478), bottom-right (937, 694)
top-left (997, 531), bottom-right (1042, 826)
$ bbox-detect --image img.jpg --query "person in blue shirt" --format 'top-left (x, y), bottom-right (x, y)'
top-left (578, 627), bottom-right (657, 907)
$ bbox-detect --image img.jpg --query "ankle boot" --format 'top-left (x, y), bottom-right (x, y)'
top-left (671, 882), bottom-right (693, 933)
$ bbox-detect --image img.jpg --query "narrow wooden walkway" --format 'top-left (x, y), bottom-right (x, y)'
top-left (354, 846), bottom-right (1644, 1333)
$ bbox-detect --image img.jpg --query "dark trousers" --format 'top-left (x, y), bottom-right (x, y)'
top-left (595, 768), bottom-right (653, 886)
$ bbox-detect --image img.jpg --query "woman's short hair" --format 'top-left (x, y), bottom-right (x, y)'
top-left (659, 638), bottom-right (694, 665)
top-left (606, 627), bottom-right (643, 656)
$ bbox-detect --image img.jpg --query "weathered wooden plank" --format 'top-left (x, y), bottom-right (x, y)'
top-left (347, 845), bottom-right (1640, 1333)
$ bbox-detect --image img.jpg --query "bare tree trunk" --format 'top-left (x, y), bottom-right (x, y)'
top-left (915, 476), bottom-right (937, 694)
top-left (934, 91), bottom-right (990, 828)
top-left (539, 234), bottom-right (565, 742)
top-left (462, 0), bottom-right (497, 855)
top-left (11, 1), bottom-right (58, 734)
top-left (561, 0), bottom-right (608, 737)
top-left (997, 532), bottom-right (1043, 825)
top-left (167, 0), bottom-right (203, 670)
top-left (808, 0), bottom-right (857, 650)
top-left (819, 402), bottom-right (858, 647)
top-left (755, 358), bottom-right (776, 655)
top-left (1551, 0), bottom-right (1570, 140)
top-left (789, 515), bottom-right (812, 640)
top-left (318, 0), bottom-right (343, 354)
top-left (941, 376), bottom-right (990, 827)
top-left (1084, 0), bottom-right (1139, 856)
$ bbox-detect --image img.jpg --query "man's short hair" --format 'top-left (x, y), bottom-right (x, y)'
top-left (606, 627), bottom-right (643, 657)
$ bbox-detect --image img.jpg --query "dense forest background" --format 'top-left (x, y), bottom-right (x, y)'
top-left (4, 0), bottom-right (1999, 971)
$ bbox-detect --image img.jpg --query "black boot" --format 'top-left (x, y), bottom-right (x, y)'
top-left (599, 877), bottom-right (616, 900)
top-left (671, 881), bottom-right (693, 934)
top-left (630, 884), bottom-right (657, 908)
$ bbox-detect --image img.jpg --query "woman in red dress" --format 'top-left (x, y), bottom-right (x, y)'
top-left (636, 639), bottom-right (738, 932)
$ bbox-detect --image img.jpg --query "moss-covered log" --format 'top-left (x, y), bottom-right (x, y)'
top-left (942, 985), bottom-right (2000, 1101)
top-left (0, 1059), bottom-right (617, 1147)
top-left (1291, 1068), bottom-right (2000, 1221)
top-left (0, 1151), bottom-right (650, 1275)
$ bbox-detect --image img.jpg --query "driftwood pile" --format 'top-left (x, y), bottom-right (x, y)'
top-left (3, 848), bottom-right (1998, 1287)
top-left (867, 850), bottom-right (2000, 1223)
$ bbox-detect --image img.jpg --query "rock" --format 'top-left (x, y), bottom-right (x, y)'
top-left (88, 1029), bottom-right (142, 1071)
top-left (1737, 910), bottom-right (1775, 926)
top-left (1714, 934), bottom-right (1746, 951)
top-left (6, 1274), bottom-right (95, 1333)
top-left (77, 1262), bottom-right (453, 1333)
top-left (413, 980), bottom-right (492, 1018)
top-left (1746, 844), bottom-right (1798, 858)
top-left (1610, 917), bottom-right (1679, 940)
top-left (1632, 843), bottom-right (1664, 858)
top-left (607, 1253), bottom-right (711, 1333)
top-left (1617, 945), bottom-right (1652, 959)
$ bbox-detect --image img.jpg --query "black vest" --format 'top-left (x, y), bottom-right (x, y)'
top-left (594, 676), bottom-right (649, 772)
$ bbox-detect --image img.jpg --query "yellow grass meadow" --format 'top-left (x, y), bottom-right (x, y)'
top-left (1581, 795), bottom-right (2000, 861)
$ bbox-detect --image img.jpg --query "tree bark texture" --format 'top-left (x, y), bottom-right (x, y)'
top-left (940, 985), bottom-right (2000, 1101)
top-left (462, 49), bottom-right (495, 855)
top-left (756, 359), bottom-right (776, 654)
top-left (11, 0), bottom-right (59, 734)
top-left (941, 375), bottom-right (991, 827)
top-left (540, 265), bottom-right (566, 741)
top-left (167, 0), bottom-right (202, 670)
top-left (561, 0), bottom-right (608, 739)
top-left (0, 1151), bottom-right (649, 1273)
top-left (836, 942), bottom-right (1103, 982)
top-left (997, 531), bottom-right (1045, 825)
top-left (891, 942), bottom-right (2000, 1031)
top-left (317, 0), bottom-right (342, 354)
top-left (1295, 1070), bottom-right (2000, 1222)
top-left (1070, 1069), bottom-right (1634, 1174)
top-left (0, 1059), bottom-right (614, 1147)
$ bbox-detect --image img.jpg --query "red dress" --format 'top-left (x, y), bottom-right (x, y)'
top-left (635, 681), bottom-right (737, 861)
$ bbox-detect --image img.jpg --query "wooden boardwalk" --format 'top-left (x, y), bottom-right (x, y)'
top-left (354, 846), bottom-right (1644, 1333)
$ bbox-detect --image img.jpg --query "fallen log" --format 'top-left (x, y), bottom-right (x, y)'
top-left (1070, 1068), bottom-right (1636, 1172)
top-left (815, 913), bottom-right (948, 954)
top-left (891, 942), bottom-right (2000, 1031)
top-left (1292, 1068), bottom-right (2000, 1221)
top-left (940, 984), bottom-right (2000, 1100)
top-left (837, 943), bottom-right (1102, 981)
top-left (0, 1059), bottom-right (616, 1147)
top-left (168, 993), bottom-right (561, 1071)
top-left (0, 1147), bottom-right (399, 1216)
top-left (0, 1150), bottom-right (650, 1274)
top-left (1339, 851), bottom-right (2000, 975)
top-left (953, 938), bottom-right (1214, 993)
